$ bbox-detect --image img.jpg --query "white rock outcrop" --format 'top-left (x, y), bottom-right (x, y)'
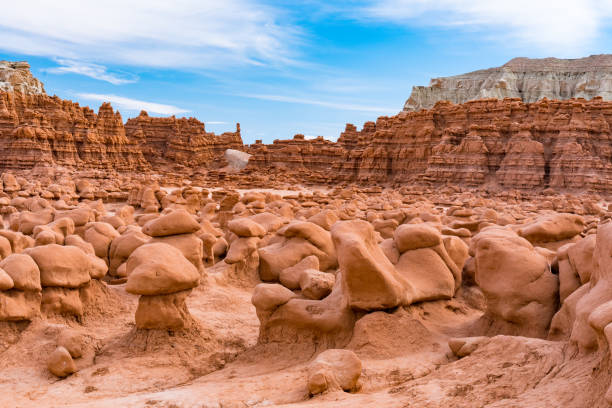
top-left (404, 54), bottom-right (612, 111)
top-left (0, 61), bottom-right (45, 95)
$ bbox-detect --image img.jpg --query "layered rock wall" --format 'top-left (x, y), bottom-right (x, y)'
top-left (0, 92), bottom-right (149, 171)
top-left (124, 111), bottom-right (242, 169)
top-left (246, 97), bottom-right (612, 191)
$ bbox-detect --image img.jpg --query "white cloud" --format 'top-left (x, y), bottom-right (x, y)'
top-left (241, 93), bottom-right (396, 113)
top-left (77, 93), bottom-right (188, 115)
top-left (45, 59), bottom-right (137, 85)
top-left (0, 0), bottom-right (296, 69)
top-left (362, 0), bottom-right (612, 55)
top-left (206, 121), bottom-right (228, 125)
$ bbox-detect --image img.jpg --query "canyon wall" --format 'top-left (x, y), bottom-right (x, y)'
top-left (404, 54), bottom-right (612, 112)
top-left (3, 60), bottom-right (612, 191)
top-left (245, 97), bottom-right (612, 191)
top-left (0, 92), bottom-right (150, 171)
top-left (2, 86), bottom-right (612, 191)
top-left (124, 111), bottom-right (243, 171)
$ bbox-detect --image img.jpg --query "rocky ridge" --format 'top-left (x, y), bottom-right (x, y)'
top-left (404, 54), bottom-right (612, 111)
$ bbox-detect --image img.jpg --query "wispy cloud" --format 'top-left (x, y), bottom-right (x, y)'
top-left (206, 121), bottom-right (228, 125)
top-left (360, 0), bottom-right (612, 55)
top-left (77, 93), bottom-right (188, 115)
top-left (0, 0), bottom-right (298, 69)
top-left (241, 93), bottom-right (396, 113)
top-left (45, 59), bottom-right (138, 85)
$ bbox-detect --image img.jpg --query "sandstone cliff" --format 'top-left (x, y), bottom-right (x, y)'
top-left (0, 92), bottom-right (149, 171)
top-left (0, 61), bottom-right (45, 95)
top-left (243, 97), bottom-right (612, 191)
top-left (1, 60), bottom-right (612, 192)
top-left (124, 111), bottom-right (243, 171)
top-left (404, 54), bottom-right (612, 111)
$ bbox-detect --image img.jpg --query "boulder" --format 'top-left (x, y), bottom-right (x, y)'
top-left (307, 349), bottom-right (362, 394)
top-left (300, 270), bottom-right (335, 300)
top-left (279, 255), bottom-right (320, 290)
top-left (0, 254), bottom-right (40, 291)
top-left (47, 346), bottom-right (76, 378)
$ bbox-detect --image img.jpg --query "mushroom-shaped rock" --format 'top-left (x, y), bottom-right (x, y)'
top-left (307, 210), bottom-right (339, 231)
top-left (17, 208), bottom-right (55, 235)
top-left (249, 212), bottom-right (286, 234)
top-left (125, 243), bottom-right (200, 296)
top-left (33, 217), bottom-right (75, 245)
top-left (151, 233), bottom-right (205, 273)
top-left (394, 224), bottom-right (441, 252)
top-left (34, 230), bottom-right (57, 246)
top-left (83, 222), bottom-right (120, 261)
top-left (126, 243), bottom-right (200, 329)
top-left (392, 224), bottom-right (461, 300)
top-left (47, 346), bottom-right (76, 378)
top-left (142, 209), bottom-right (200, 237)
top-left (471, 227), bottom-right (559, 338)
top-left (64, 235), bottom-right (95, 256)
top-left (251, 283), bottom-right (297, 312)
top-left (307, 349), bottom-right (362, 394)
top-left (55, 207), bottom-right (95, 228)
top-left (225, 237), bottom-right (259, 264)
top-left (0, 230), bottom-right (34, 253)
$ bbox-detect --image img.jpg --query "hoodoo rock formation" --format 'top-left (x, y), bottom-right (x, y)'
top-left (404, 54), bottom-right (612, 111)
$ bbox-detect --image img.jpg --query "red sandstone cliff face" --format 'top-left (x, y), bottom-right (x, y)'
top-left (0, 90), bottom-right (244, 173)
top-left (1, 85), bottom-right (611, 192)
top-left (0, 92), bottom-right (149, 171)
top-left (245, 96), bottom-right (612, 191)
top-left (124, 111), bottom-right (243, 170)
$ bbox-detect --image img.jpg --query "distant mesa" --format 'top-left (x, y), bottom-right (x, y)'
top-left (404, 54), bottom-right (612, 111)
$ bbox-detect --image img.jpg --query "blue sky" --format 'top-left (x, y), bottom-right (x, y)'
top-left (1, 0), bottom-right (611, 143)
